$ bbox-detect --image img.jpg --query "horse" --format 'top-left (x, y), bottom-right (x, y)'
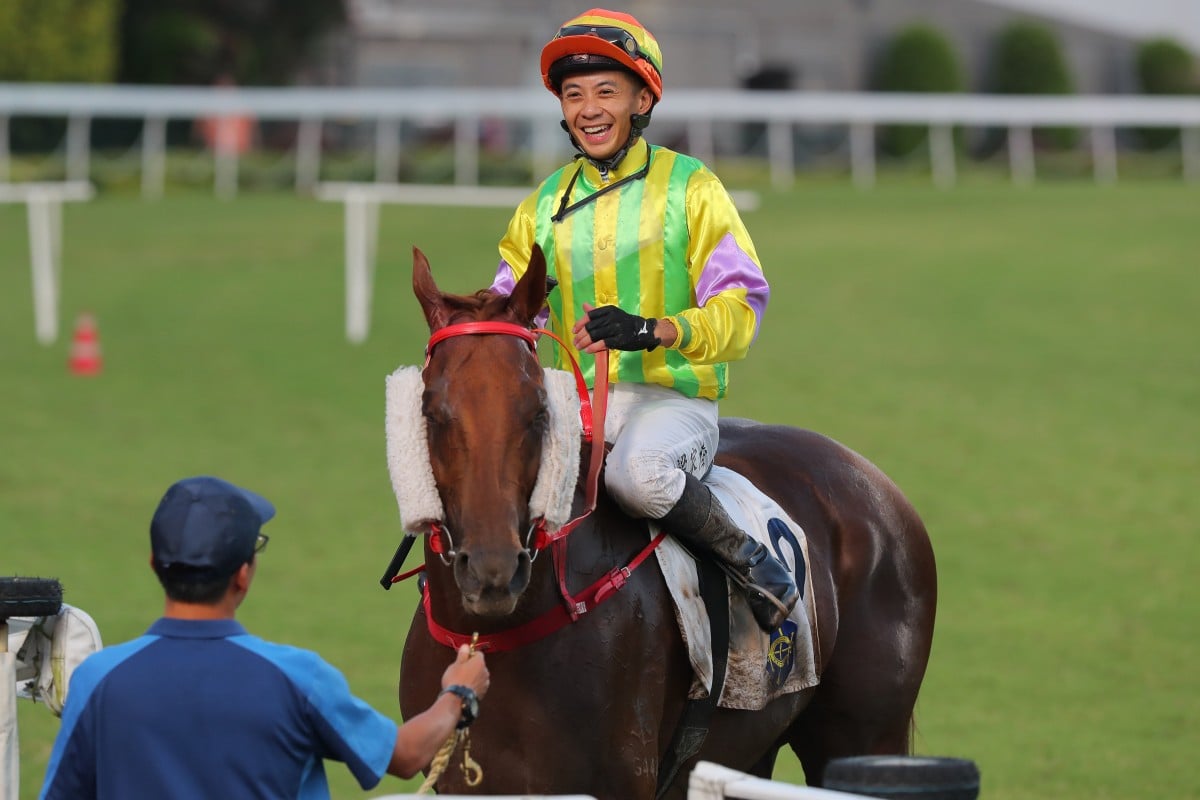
top-left (396, 244), bottom-right (937, 799)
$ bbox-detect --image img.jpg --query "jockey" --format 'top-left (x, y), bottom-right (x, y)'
top-left (489, 8), bottom-right (798, 631)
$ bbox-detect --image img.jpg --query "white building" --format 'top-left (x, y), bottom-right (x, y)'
top-left (311, 0), bottom-right (1197, 95)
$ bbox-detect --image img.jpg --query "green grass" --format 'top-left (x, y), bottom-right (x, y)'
top-left (3, 179), bottom-right (1198, 799)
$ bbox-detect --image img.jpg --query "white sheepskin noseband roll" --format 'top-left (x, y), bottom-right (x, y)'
top-left (385, 366), bottom-right (583, 535)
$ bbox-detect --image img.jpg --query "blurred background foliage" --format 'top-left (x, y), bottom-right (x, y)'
top-left (988, 20), bottom-right (1078, 149)
top-left (0, 0), bottom-right (344, 88)
top-left (0, 0), bottom-right (121, 82)
top-left (872, 24), bottom-right (965, 158)
top-left (116, 0), bottom-right (345, 86)
top-left (1135, 38), bottom-right (1198, 149)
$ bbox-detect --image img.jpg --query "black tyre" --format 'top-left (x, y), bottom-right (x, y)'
top-left (823, 755), bottom-right (980, 800)
top-left (0, 576), bottom-right (64, 619)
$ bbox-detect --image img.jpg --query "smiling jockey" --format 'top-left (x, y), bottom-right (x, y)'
top-left (489, 8), bottom-right (798, 631)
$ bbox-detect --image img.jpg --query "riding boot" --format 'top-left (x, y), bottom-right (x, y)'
top-left (658, 473), bottom-right (799, 632)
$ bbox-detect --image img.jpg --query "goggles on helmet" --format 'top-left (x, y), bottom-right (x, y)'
top-left (555, 24), bottom-right (655, 66)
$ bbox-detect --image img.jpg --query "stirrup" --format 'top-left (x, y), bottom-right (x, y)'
top-left (711, 562), bottom-right (796, 630)
top-left (744, 580), bottom-right (794, 619)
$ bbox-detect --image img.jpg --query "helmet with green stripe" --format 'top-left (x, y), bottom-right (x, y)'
top-left (541, 9), bottom-right (664, 103)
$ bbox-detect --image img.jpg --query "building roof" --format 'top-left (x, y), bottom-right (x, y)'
top-left (980, 0), bottom-right (1200, 51)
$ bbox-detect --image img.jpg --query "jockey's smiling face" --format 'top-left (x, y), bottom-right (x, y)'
top-left (558, 70), bottom-right (653, 163)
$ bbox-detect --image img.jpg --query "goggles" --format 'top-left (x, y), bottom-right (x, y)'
top-left (556, 24), bottom-right (654, 67)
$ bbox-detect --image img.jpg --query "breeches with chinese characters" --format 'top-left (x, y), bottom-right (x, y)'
top-left (602, 382), bottom-right (719, 520)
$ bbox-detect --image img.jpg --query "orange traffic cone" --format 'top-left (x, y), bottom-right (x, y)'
top-left (68, 313), bottom-right (103, 376)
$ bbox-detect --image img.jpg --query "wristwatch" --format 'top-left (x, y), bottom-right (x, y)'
top-left (439, 685), bottom-right (479, 729)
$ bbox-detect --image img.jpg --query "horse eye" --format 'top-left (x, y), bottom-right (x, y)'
top-left (422, 396), bottom-right (452, 428)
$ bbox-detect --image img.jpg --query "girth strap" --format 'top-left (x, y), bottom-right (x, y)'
top-left (655, 557), bottom-right (730, 798)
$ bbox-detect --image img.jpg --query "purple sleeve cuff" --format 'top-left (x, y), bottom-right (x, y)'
top-left (492, 259), bottom-right (549, 328)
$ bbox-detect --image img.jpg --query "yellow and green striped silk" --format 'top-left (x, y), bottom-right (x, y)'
top-left (500, 143), bottom-right (760, 400)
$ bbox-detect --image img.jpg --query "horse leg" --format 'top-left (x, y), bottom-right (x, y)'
top-left (786, 590), bottom-right (933, 785)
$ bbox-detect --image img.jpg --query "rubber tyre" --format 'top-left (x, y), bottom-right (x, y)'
top-left (0, 576), bottom-right (63, 619)
top-left (823, 755), bottom-right (980, 800)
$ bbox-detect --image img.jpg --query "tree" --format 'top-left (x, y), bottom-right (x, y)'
top-left (0, 0), bottom-right (119, 82)
top-left (873, 24), bottom-right (964, 157)
top-left (989, 21), bottom-right (1077, 149)
top-left (117, 0), bottom-right (346, 86)
top-left (1135, 38), bottom-right (1197, 149)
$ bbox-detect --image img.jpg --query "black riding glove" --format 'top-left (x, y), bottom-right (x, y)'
top-left (584, 305), bottom-right (661, 351)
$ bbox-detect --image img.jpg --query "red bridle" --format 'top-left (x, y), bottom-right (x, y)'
top-left (422, 320), bottom-right (603, 553)
top-left (397, 319), bottom-right (666, 652)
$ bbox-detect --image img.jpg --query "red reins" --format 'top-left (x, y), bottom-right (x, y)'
top-left (399, 319), bottom-right (665, 652)
top-left (422, 320), bottom-right (604, 549)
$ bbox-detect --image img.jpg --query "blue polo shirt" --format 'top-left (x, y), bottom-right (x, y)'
top-left (40, 618), bottom-right (399, 800)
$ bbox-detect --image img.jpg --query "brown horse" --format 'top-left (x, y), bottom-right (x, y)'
top-left (397, 245), bottom-right (937, 799)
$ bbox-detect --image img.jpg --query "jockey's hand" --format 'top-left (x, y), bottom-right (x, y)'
top-left (579, 305), bottom-right (661, 352)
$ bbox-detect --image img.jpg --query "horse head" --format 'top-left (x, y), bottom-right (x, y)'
top-left (412, 245), bottom-right (550, 616)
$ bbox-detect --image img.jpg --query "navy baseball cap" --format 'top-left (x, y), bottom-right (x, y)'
top-left (150, 476), bottom-right (275, 578)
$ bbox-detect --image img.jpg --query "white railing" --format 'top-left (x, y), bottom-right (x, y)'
top-left (368, 761), bottom-right (868, 800)
top-left (2, 83), bottom-right (1198, 193)
top-left (688, 762), bottom-right (871, 800)
top-left (0, 181), bottom-right (95, 345)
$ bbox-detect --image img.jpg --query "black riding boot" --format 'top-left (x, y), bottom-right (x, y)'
top-left (658, 473), bottom-right (799, 632)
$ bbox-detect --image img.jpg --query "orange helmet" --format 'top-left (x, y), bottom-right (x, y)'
top-left (541, 9), bottom-right (664, 102)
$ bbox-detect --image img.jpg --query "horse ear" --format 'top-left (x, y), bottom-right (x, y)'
top-left (412, 246), bottom-right (449, 331)
top-left (507, 244), bottom-right (548, 326)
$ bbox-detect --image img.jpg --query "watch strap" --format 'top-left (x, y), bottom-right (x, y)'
top-left (439, 684), bottom-right (478, 728)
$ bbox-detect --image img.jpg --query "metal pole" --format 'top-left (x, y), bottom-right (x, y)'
top-left (27, 194), bottom-right (60, 345)
top-left (454, 115), bottom-right (479, 186)
top-left (141, 116), bottom-right (167, 200)
top-left (344, 193), bottom-right (373, 343)
top-left (1182, 127), bottom-right (1200, 184)
top-left (532, 118), bottom-right (560, 183)
top-left (374, 117), bottom-right (401, 183)
top-left (1091, 126), bottom-right (1117, 185)
top-left (767, 119), bottom-right (794, 190)
top-left (294, 118), bottom-right (322, 193)
top-left (850, 122), bottom-right (875, 190)
top-left (0, 115), bottom-right (9, 183)
top-left (929, 124), bottom-right (956, 189)
top-left (687, 119), bottom-right (714, 166)
top-left (2, 646), bottom-right (18, 800)
top-left (1008, 125), bottom-right (1035, 187)
top-left (66, 115), bottom-right (91, 183)
top-left (214, 136), bottom-right (238, 200)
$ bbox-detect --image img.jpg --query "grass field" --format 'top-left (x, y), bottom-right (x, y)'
top-left (3, 177), bottom-right (1198, 799)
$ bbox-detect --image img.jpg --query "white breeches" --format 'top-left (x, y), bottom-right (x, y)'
top-left (600, 382), bottom-right (719, 520)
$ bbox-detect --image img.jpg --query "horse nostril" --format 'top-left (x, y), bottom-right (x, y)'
top-left (510, 549), bottom-right (532, 592)
top-left (453, 551), bottom-right (471, 582)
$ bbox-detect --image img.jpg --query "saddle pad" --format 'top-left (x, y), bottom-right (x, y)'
top-left (653, 465), bottom-right (819, 710)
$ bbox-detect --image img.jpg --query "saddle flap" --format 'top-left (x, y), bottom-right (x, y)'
top-left (653, 466), bottom-right (819, 710)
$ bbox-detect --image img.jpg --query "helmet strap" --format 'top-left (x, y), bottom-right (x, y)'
top-left (560, 112), bottom-right (652, 176)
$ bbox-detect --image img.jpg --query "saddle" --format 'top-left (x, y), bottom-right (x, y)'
top-left (653, 465), bottom-right (819, 710)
